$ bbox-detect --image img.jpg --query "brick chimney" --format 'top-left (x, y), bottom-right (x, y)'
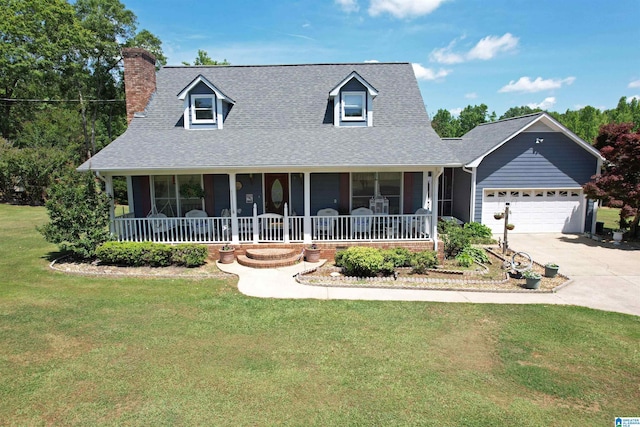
top-left (122, 47), bottom-right (157, 124)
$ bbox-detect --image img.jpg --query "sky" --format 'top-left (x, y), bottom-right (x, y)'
top-left (124, 0), bottom-right (640, 118)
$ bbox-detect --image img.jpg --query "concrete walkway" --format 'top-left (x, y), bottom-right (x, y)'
top-left (217, 234), bottom-right (640, 316)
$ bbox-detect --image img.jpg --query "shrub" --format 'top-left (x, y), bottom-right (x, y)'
top-left (455, 252), bottom-right (474, 267)
top-left (441, 225), bottom-right (471, 259)
top-left (458, 246), bottom-right (490, 264)
top-left (381, 247), bottom-right (413, 267)
top-left (463, 222), bottom-right (495, 244)
top-left (410, 250), bottom-right (438, 274)
top-left (334, 250), bottom-right (346, 267)
top-left (38, 171), bottom-right (112, 259)
top-left (172, 244), bottom-right (208, 267)
top-left (339, 246), bottom-right (385, 277)
top-left (96, 241), bottom-right (208, 268)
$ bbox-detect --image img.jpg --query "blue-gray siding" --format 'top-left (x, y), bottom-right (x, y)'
top-left (236, 173), bottom-right (263, 216)
top-left (474, 132), bottom-right (599, 224)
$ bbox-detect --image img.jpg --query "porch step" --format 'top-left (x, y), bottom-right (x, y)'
top-left (245, 248), bottom-right (299, 261)
top-left (237, 253), bottom-right (302, 269)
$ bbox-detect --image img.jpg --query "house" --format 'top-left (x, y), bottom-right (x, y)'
top-left (439, 114), bottom-right (603, 234)
top-left (79, 48), bottom-right (602, 249)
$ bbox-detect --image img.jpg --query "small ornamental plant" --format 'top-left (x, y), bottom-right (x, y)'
top-left (522, 270), bottom-right (541, 280)
top-left (220, 243), bottom-right (234, 251)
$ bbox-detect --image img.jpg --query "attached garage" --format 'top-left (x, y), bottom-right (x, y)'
top-left (481, 188), bottom-right (585, 234)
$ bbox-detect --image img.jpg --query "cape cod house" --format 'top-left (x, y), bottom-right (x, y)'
top-left (79, 48), bottom-right (602, 249)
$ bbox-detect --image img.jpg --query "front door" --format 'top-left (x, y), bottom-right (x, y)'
top-left (264, 173), bottom-right (289, 215)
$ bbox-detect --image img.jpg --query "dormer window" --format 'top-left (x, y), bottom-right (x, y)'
top-left (191, 95), bottom-right (216, 124)
top-left (342, 92), bottom-right (365, 121)
top-left (329, 71), bottom-right (378, 127)
top-left (177, 74), bottom-right (235, 130)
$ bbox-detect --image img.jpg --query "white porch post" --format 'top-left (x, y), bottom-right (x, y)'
top-left (103, 174), bottom-right (115, 234)
top-left (228, 172), bottom-right (239, 244)
top-left (252, 203), bottom-right (259, 244)
top-left (303, 172), bottom-right (312, 244)
top-left (422, 171), bottom-right (431, 211)
top-left (432, 168), bottom-right (443, 250)
top-left (469, 167), bottom-right (477, 222)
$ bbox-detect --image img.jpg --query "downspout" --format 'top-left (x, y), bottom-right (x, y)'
top-left (462, 166), bottom-right (476, 222)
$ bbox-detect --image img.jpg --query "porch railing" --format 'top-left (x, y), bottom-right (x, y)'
top-left (111, 211), bottom-right (431, 244)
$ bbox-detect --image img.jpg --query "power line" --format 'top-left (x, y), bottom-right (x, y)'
top-left (0, 98), bottom-right (124, 103)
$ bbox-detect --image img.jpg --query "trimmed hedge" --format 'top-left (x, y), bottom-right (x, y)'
top-left (96, 241), bottom-right (208, 268)
top-left (335, 246), bottom-right (439, 277)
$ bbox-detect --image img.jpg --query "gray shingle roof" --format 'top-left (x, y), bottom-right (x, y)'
top-left (447, 113), bottom-right (544, 165)
top-left (80, 62), bottom-right (454, 172)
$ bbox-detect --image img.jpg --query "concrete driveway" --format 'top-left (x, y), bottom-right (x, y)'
top-left (507, 233), bottom-right (640, 316)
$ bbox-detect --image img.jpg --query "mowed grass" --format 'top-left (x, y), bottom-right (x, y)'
top-left (0, 204), bottom-right (638, 426)
top-left (597, 206), bottom-right (622, 230)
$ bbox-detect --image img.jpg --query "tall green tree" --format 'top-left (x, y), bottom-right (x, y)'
top-left (500, 106), bottom-right (542, 120)
top-left (431, 109), bottom-right (460, 138)
top-left (459, 104), bottom-right (492, 135)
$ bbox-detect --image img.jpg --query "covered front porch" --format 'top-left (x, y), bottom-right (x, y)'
top-left (104, 168), bottom-right (442, 246)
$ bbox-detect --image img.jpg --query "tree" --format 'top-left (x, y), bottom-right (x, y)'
top-left (458, 104), bottom-right (491, 135)
top-left (583, 123), bottom-right (640, 236)
top-left (500, 106), bottom-right (542, 120)
top-left (38, 170), bottom-right (113, 258)
top-left (431, 109), bottom-right (460, 138)
top-left (182, 49), bottom-right (230, 66)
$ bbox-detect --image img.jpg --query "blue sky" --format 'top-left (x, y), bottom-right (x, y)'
top-left (125, 0), bottom-right (640, 118)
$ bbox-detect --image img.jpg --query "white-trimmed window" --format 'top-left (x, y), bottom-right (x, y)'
top-left (191, 94), bottom-right (216, 124)
top-left (342, 91), bottom-right (365, 121)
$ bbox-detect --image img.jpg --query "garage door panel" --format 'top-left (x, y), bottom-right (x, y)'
top-left (482, 188), bottom-right (584, 234)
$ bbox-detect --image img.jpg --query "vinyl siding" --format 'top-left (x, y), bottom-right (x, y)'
top-left (474, 132), bottom-right (598, 223)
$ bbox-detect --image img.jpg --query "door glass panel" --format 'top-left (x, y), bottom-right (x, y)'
top-left (271, 178), bottom-right (283, 209)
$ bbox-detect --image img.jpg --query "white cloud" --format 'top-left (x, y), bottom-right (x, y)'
top-left (499, 76), bottom-right (576, 93)
top-left (335, 0), bottom-right (359, 13)
top-left (368, 0), bottom-right (448, 18)
top-left (527, 97), bottom-right (556, 110)
top-left (412, 63), bottom-right (450, 80)
top-left (629, 80), bottom-right (640, 88)
top-left (630, 95), bottom-right (640, 102)
top-left (465, 92), bottom-right (477, 99)
top-left (430, 33), bottom-right (518, 64)
top-left (467, 33), bottom-right (519, 60)
top-left (449, 107), bottom-right (463, 116)
top-left (364, 59), bottom-right (380, 63)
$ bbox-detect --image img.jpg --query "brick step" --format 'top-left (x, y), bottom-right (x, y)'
top-left (245, 248), bottom-right (299, 261)
top-left (237, 253), bottom-right (302, 269)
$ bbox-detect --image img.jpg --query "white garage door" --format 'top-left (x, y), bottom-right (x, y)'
top-left (482, 189), bottom-right (585, 233)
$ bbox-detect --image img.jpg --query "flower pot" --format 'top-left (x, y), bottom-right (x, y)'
top-left (494, 213), bottom-right (504, 220)
top-left (524, 277), bottom-right (541, 289)
top-left (545, 265), bottom-right (559, 278)
top-left (506, 224), bottom-right (515, 231)
top-left (218, 249), bottom-right (235, 264)
top-left (612, 231), bottom-right (624, 245)
top-left (305, 248), bottom-right (321, 263)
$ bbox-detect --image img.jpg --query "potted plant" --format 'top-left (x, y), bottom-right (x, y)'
top-left (544, 262), bottom-right (559, 278)
top-left (304, 244), bottom-right (321, 262)
top-left (180, 182), bottom-right (206, 199)
top-left (506, 223), bottom-right (515, 231)
top-left (218, 244), bottom-right (235, 264)
top-left (494, 212), bottom-right (504, 220)
top-left (522, 270), bottom-right (542, 289)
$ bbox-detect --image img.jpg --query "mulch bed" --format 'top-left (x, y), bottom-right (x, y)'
top-left (298, 247), bottom-right (570, 293)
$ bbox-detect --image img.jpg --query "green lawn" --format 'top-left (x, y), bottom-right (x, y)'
top-left (597, 206), bottom-right (621, 230)
top-left (1, 204), bottom-right (638, 426)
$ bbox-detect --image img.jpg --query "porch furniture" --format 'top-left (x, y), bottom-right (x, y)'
top-left (369, 195), bottom-right (389, 214)
top-left (316, 208), bottom-right (339, 238)
top-left (350, 207), bottom-right (374, 239)
top-left (147, 212), bottom-right (176, 236)
top-left (185, 209), bottom-right (214, 240)
top-left (411, 208), bottom-right (430, 238)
